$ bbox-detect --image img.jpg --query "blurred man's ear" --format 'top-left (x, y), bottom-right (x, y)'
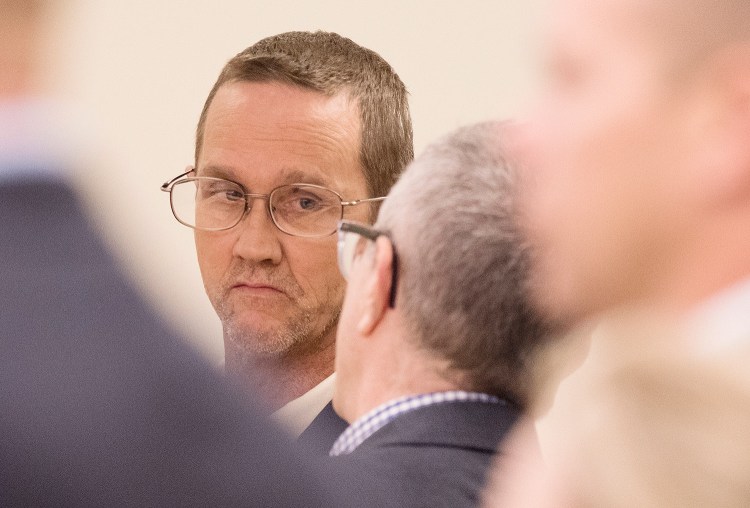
top-left (356, 236), bottom-right (394, 336)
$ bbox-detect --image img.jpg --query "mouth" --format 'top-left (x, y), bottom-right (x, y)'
top-left (231, 282), bottom-right (285, 295)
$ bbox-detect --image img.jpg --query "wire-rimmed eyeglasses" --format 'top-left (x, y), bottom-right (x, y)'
top-left (160, 167), bottom-right (386, 238)
top-left (337, 220), bottom-right (398, 307)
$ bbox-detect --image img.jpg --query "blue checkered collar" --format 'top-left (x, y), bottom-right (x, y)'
top-left (329, 391), bottom-right (503, 457)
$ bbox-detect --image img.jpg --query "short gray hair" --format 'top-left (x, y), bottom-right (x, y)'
top-left (377, 121), bottom-right (549, 408)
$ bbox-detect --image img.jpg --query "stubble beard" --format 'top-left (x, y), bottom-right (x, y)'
top-left (220, 301), bottom-right (341, 359)
top-left (211, 262), bottom-right (343, 361)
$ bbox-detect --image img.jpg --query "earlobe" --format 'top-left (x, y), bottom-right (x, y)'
top-left (355, 236), bottom-right (394, 335)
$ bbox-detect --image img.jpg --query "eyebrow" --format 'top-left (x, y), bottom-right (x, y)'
top-left (198, 164), bottom-right (333, 189)
top-left (198, 165), bottom-right (239, 181)
top-left (277, 168), bottom-right (331, 188)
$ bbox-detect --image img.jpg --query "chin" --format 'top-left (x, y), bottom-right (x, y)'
top-left (223, 319), bottom-right (301, 357)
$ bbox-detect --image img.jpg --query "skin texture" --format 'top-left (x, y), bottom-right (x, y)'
top-left (515, 0), bottom-right (750, 325)
top-left (196, 81), bottom-right (371, 410)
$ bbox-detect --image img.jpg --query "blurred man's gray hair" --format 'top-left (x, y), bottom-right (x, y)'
top-left (377, 121), bottom-right (549, 408)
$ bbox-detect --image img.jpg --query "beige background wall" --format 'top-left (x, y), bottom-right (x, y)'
top-left (42, 0), bottom-right (543, 363)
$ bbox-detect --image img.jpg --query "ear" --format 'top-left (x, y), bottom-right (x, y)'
top-left (356, 236), bottom-right (395, 336)
top-left (690, 43), bottom-right (750, 209)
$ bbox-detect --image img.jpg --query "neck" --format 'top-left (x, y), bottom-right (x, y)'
top-left (224, 330), bottom-right (336, 413)
top-left (338, 327), bottom-right (460, 423)
top-left (628, 214), bottom-right (750, 318)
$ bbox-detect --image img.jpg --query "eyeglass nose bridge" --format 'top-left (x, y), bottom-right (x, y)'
top-left (236, 192), bottom-right (275, 227)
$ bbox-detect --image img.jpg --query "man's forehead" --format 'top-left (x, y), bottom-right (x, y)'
top-left (203, 83), bottom-right (360, 156)
top-left (550, 0), bottom-right (750, 49)
top-left (547, 0), bottom-right (656, 35)
top-left (211, 81), bottom-right (356, 124)
top-left (543, 0), bottom-right (693, 73)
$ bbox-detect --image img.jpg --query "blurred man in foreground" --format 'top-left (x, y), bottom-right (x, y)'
top-left (329, 122), bottom-right (550, 507)
top-left (517, 0), bottom-right (750, 335)
top-left (485, 0), bottom-right (750, 505)
top-left (162, 31), bottom-right (412, 449)
top-left (514, 0), bottom-right (750, 408)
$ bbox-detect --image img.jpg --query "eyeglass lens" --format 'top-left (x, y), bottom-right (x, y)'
top-left (169, 177), bottom-right (345, 236)
top-left (336, 229), bottom-right (371, 279)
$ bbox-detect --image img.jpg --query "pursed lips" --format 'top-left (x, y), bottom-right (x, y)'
top-left (230, 281), bottom-right (286, 295)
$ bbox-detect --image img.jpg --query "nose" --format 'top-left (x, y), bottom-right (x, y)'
top-left (231, 196), bottom-right (283, 265)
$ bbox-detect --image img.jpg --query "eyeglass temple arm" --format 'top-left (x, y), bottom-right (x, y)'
top-left (388, 247), bottom-right (398, 308)
top-left (339, 220), bottom-right (382, 241)
top-left (341, 196), bottom-right (387, 207)
top-left (338, 220), bottom-right (397, 307)
top-left (160, 167), bottom-right (196, 192)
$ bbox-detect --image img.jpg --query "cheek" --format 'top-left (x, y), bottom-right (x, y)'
top-left (522, 93), bottom-right (667, 290)
top-left (195, 231), bottom-right (235, 286)
top-left (283, 237), bottom-right (343, 293)
top-left (530, 93), bottom-right (660, 230)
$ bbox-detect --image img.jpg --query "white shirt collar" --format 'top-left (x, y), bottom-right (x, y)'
top-left (272, 373), bottom-right (336, 438)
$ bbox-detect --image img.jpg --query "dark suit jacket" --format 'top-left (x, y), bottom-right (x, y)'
top-left (0, 179), bottom-right (340, 506)
top-left (297, 401), bottom-right (349, 455)
top-left (329, 400), bottom-right (520, 508)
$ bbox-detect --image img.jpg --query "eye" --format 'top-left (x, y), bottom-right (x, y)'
top-left (222, 189), bottom-right (245, 202)
top-left (199, 180), bottom-right (244, 202)
top-left (297, 196), bottom-right (319, 210)
top-left (274, 186), bottom-right (338, 214)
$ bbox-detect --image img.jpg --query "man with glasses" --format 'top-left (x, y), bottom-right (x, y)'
top-left (326, 122), bottom-right (550, 506)
top-left (162, 31), bottom-right (413, 450)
